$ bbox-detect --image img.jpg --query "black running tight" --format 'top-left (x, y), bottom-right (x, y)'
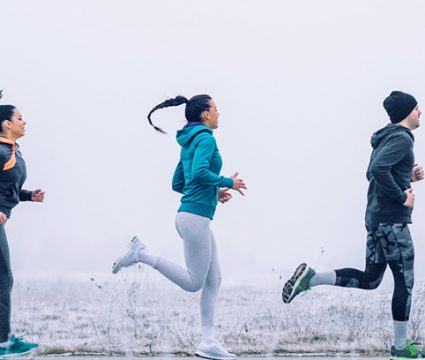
top-left (335, 262), bottom-right (412, 321)
top-left (0, 225), bottom-right (13, 342)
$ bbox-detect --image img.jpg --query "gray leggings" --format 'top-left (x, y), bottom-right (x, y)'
top-left (0, 224), bottom-right (13, 342)
top-left (153, 212), bottom-right (222, 326)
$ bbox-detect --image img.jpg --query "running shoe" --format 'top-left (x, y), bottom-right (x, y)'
top-left (282, 263), bottom-right (315, 304)
top-left (195, 342), bottom-right (237, 360)
top-left (391, 340), bottom-right (425, 359)
top-left (0, 335), bottom-right (38, 358)
top-left (112, 236), bottom-right (144, 274)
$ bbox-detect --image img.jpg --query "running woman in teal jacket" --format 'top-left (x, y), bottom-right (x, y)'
top-left (112, 95), bottom-right (246, 360)
top-left (0, 91), bottom-right (44, 357)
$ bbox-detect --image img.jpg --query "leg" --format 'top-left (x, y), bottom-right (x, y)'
top-left (334, 226), bottom-right (387, 288)
top-left (374, 223), bottom-right (425, 358)
top-left (0, 225), bottom-right (39, 354)
top-left (195, 231), bottom-right (236, 360)
top-left (334, 263), bottom-right (386, 289)
top-left (379, 224), bottom-right (414, 353)
top-left (282, 225), bottom-right (386, 303)
top-left (153, 212), bottom-right (212, 292)
top-left (379, 224), bottom-right (414, 322)
top-left (200, 230), bottom-right (222, 328)
top-left (0, 225), bottom-right (13, 343)
top-left (111, 212), bottom-right (212, 291)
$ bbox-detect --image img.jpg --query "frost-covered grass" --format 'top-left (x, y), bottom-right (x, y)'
top-left (11, 269), bottom-right (425, 356)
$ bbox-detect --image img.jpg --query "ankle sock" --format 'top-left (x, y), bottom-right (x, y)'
top-left (137, 247), bottom-right (158, 268)
top-left (310, 271), bottom-right (336, 287)
top-left (201, 325), bottom-right (215, 345)
top-left (394, 320), bottom-right (408, 350)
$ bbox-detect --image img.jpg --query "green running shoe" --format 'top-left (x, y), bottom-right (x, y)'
top-left (0, 335), bottom-right (38, 358)
top-left (282, 263), bottom-right (315, 304)
top-left (391, 340), bottom-right (425, 359)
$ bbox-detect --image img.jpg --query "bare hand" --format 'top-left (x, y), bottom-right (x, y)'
top-left (32, 189), bottom-right (45, 202)
top-left (412, 164), bottom-right (425, 182)
top-left (230, 172), bottom-right (247, 196)
top-left (403, 188), bottom-right (415, 208)
top-left (0, 212), bottom-right (8, 224)
top-left (218, 188), bottom-right (232, 204)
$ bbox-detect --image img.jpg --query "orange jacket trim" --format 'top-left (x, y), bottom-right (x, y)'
top-left (0, 137), bottom-right (16, 171)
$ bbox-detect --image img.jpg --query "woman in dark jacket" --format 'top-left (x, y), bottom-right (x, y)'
top-left (0, 91), bottom-right (44, 357)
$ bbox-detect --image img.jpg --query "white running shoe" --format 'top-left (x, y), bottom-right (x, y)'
top-left (112, 236), bottom-right (144, 274)
top-left (195, 342), bottom-right (237, 360)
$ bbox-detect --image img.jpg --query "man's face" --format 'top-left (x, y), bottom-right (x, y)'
top-left (406, 105), bottom-right (422, 130)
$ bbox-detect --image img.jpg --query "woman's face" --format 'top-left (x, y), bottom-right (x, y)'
top-left (5, 108), bottom-right (26, 139)
top-left (202, 100), bottom-right (220, 129)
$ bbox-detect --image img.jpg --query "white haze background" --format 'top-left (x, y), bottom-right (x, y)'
top-left (1, 0), bottom-right (425, 285)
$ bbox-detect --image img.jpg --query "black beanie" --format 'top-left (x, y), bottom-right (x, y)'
top-left (383, 91), bottom-right (417, 123)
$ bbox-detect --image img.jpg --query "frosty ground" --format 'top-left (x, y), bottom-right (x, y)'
top-left (31, 357), bottom-right (392, 360)
top-left (13, 268), bottom-right (425, 357)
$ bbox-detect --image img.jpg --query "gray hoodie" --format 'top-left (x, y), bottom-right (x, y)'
top-left (365, 123), bottom-right (415, 229)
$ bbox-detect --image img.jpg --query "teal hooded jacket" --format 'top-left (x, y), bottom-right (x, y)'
top-left (172, 124), bottom-right (234, 219)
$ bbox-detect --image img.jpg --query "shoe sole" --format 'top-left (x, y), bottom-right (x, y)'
top-left (195, 350), bottom-right (237, 360)
top-left (282, 263), bottom-right (309, 304)
top-left (112, 236), bottom-right (141, 274)
top-left (0, 348), bottom-right (36, 358)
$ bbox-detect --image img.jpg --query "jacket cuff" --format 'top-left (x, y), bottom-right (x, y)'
top-left (223, 177), bottom-right (234, 188)
top-left (19, 190), bottom-right (33, 201)
top-left (399, 191), bottom-right (408, 205)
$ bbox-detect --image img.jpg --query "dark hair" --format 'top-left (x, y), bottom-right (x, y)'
top-left (147, 94), bottom-right (212, 133)
top-left (0, 90), bottom-right (16, 133)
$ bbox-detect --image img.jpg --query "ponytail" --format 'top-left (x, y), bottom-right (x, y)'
top-left (147, 95), bottom-right (189, 133)
top-left (148, 94), bottom-right (212, 133)
top-left (0, 90), bottom-right (16, 132)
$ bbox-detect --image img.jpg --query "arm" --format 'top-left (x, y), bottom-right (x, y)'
top-left (172, 161), bottom-right (185, 194)
top-left (191, 134), bottom-right (233, 188)
top-left (369, 134), bottom-right (412, 205)
top-left (19, 189), bottom-right (33, 201)
top-left (19, 189), bottom-right (45, 202)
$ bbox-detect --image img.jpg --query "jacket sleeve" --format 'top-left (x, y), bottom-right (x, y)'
top-left (191, 134), bottom-right (234, 188)
top-left (172, 161), bottom-right (185, 194)
top-left (369, 134), bottom-right (412, 205)
top-left (19, 189), bottom-right (33, 201)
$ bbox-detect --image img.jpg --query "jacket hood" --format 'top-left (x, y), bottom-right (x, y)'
top-left (176, 124), bottom-right (212, 147)
top-left (370, 123), bottom-right (414, 149)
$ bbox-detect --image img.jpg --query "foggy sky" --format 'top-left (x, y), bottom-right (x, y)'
top-left (1, 0), bottom-right (425, 284)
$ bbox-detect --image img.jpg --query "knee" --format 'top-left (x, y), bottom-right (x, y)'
top-left (0, 274), bottom-right (12, 291)
top-left (363, 267), bottom-right (385, 289)
top-left (214, 274), bottom-right (222, 289)
top-left (185, 279), bottom-right (204, 292)
top-left (204, 271), bottom-right (222, 291)
top-left (217, 274), bottom-right (222, 287)
top-left (9, 275), bottom-right (13, 291)
top-left (367, 280), bottom-right (382, 290)
top-left (365, 274), bottom-right (383, 289)
top-left (189, 284), bottom-right (203, 292)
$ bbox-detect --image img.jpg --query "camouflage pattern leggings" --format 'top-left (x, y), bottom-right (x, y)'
top-left (335, 223), bottom-right (414, 321)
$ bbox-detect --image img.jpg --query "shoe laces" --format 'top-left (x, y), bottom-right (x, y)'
top-left (406, 340), bottom-right (420, 356)
top-left (12, 336), bottom-right (30, 345)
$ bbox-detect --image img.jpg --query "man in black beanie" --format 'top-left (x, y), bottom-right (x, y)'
top-left (282, 90), bottom-right (424, 358)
